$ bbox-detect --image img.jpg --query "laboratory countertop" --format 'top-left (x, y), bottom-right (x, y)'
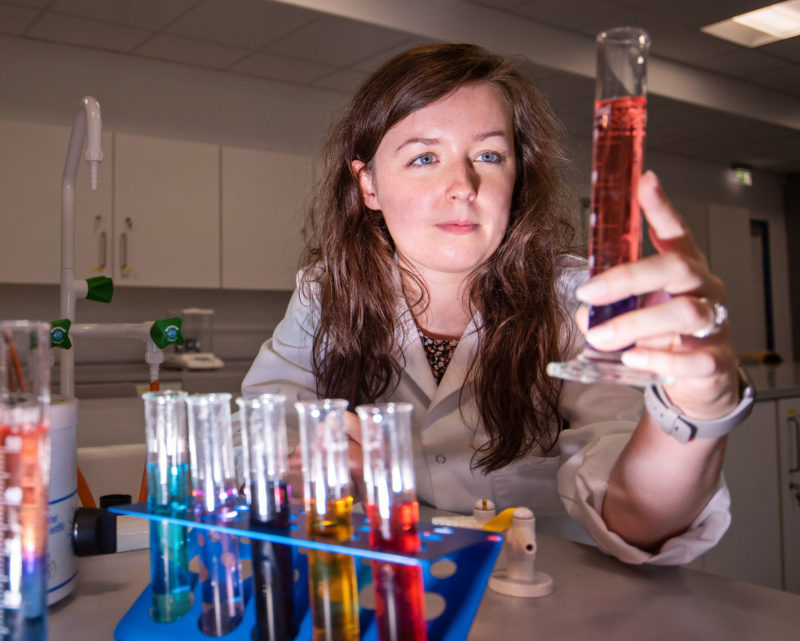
top-left (49, 531), bottom-right (800, 641)
top-left (743, 362), bottom-right (800, 400)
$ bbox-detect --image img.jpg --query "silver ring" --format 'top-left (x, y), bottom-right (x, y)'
top-left (692, 298), bottom-right (728, 338)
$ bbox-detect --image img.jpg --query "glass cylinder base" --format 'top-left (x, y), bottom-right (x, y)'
top-left (547, 349), bottom-right (672, 388)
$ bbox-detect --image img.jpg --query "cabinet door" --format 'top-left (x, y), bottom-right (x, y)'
top-left (221, 147), bottom-right (312, 290)
top-left (778, 398), bottom-right (800, 593)
top-left (114, 133), bottom-right (220, 288)
top-left (701, 400), bottom-right (783, 589)
top-left (0, 120), bottom-right (111, 285)
top-left (75, 132), bottom-right (114, 281)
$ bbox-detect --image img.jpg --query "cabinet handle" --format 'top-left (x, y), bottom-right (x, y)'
top-left (92, 231), bottom-right (107, 272)
top-left (789, 416), bottom-right (800, 473)
top-left (119, 232), bottom-right (134, 276)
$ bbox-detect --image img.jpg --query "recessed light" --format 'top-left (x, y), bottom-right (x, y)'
top-left (701, 0), bottom-right (800, 47)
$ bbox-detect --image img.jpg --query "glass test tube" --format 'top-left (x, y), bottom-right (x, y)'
top-left (141, 390), bottom-right (194, 623)
top-left (356, 403), bottom-right (427, 641)
top-left (186, 393), bottom-right (245, 637)
top-left (587, 26), bottom-right (649, 331)
top-left (237, 394), bottom-right (294, 641)
top-left (0, 321), bottom-right (51, 641)
top-left (295, 399), bottom-right (359, 641)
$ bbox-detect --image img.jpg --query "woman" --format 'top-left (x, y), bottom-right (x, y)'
top-left (243, 43), bottom-right (751, 565)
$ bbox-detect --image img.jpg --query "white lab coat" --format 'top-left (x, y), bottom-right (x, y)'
top-left (242, 269), bottom-right (731, 566)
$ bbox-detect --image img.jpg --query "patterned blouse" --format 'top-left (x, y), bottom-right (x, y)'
top-left (417, 328), bottom-right (460, 384)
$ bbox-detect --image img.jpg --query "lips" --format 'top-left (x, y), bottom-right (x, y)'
top-left (436, 221), bottom-right (479, 234)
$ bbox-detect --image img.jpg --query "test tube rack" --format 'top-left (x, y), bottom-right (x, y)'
top-left (110, 503), bottom-right (503, 641)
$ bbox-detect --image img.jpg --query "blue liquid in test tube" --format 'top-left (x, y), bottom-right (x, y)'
top-left (142, 390), bottom-right (194, 623)
top-left (186, 393), bottom-right (245, 637)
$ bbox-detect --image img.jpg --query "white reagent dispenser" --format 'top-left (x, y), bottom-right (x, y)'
top-left (488, 507), bottom-right (554, 598)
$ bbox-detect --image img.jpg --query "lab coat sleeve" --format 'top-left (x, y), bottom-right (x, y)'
top-left (555, 382), bottom-right (731, 565)
top-left (240, 273), bottom-right (319, 404)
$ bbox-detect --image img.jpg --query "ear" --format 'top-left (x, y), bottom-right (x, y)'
top-left (351, 160), bottom-right (380, 210)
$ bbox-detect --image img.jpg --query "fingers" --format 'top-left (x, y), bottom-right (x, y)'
top-left (580, 295), bottom-right (727, 352)
top-left (638, 171), bottom-right (690, 245)
top-left (576, 253), bottom-right (713, 305)
top-left (619, 337), bottom-right (726, 380)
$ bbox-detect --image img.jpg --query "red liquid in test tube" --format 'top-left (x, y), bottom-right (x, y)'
top-left (367, 500), bottom-right (427, 641)
top-left (357, 402), bottom-right (427, 641)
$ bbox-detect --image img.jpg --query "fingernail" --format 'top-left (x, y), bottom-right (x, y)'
top-left (575, 277), bottom-right (608, 302)
top-left (585, 323), bottom-right (615, 345)
top-left (621, 350), bottom-right (649, 369)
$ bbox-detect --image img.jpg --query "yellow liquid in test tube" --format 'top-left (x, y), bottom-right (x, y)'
top-left (307, 496), bottom-right (359, 641)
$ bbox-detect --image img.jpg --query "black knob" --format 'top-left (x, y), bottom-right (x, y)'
top-left (99, 494), bottom-right (132, 509)
top-left (73, 507), bottom-right (117, 556)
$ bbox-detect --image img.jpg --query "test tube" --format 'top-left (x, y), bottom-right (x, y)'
top-left (0, 321), bottom-right (51, 641)
top-left (356, 403), bottom-right (426, 641)
top-left (236, 394), bottom-right (294, 641)
top-left (295, 399), bottom-right (359, 641)
top-left (186, 393), bottom-right (245, 637)
top-left (141, 390), bottom-right (193, 623)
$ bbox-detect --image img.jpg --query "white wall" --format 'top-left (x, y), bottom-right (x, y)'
top-left (0, 35), bottom-right (792, 363)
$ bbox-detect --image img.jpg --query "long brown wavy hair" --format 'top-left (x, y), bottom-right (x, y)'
top-left (300, 43), bottom-right (578, 472)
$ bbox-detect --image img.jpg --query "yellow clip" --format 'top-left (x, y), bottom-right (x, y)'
top-left (482, 507), bottom-right (517, 533)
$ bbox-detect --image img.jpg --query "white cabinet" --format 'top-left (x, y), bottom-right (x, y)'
top-left (221, 147), bottom-right (313, 290)
top-left (699, 394), bottom-right (800, 594)
top-left (0, 119), bottom-right (112, 285)
top-left (1, 119), bottom-right (310, 292)
top-left (701, 400), bottom-right (783, 589)
top-left (777, 398), bottom-right (800, 593)
top-left (113, 133), bottom-right (220, 288)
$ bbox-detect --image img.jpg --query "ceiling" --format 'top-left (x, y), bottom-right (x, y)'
top-left (1, 0), bottom-right (799, 173)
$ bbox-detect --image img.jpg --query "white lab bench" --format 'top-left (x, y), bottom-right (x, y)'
top-left (49, 530), bottom-right (800, 641)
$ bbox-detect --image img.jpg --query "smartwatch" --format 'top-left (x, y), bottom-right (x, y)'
top-left (644, 368), bottom-right (755, 444)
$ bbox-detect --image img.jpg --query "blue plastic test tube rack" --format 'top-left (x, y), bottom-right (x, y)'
top-left (110, 503), bottom-right (503, 641)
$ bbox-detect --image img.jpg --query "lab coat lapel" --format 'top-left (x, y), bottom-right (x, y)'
top-left (395, 297), bottom-right (438, 403)
top-left (432, 317), bottom-right (479, 406)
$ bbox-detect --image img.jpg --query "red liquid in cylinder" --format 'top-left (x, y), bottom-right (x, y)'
top-left (589, 95), bottom-right (646, 277)
top-left (1, 422), bottom-right (49, 639)
top-left (366, 500), bottom-right (427, 641)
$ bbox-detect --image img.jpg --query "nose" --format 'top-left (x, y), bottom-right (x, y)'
top-left (446, 159), bottom-right (479, 202)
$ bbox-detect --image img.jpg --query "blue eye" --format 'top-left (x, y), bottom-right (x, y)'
top-left (411, 153), bottom-right (437, 165)
top-left (477, 151), bottom-right (503, 163)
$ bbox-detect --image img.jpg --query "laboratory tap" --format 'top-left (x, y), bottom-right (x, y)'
top-left (60, 96), bottom-right (104, 396)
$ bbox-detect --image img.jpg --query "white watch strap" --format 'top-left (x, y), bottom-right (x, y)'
top-left (644, 370), bottom-right (755, 444)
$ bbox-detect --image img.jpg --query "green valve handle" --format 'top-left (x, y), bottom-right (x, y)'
top-left (150, 317), bottom-right (184, 349)
top-left (50, 319), bottom-right (72, 350)
top-left (85, 276), bottom-right (113, 303)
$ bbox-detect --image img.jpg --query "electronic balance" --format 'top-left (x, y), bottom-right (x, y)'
top-left (163, 308), bottom-right (225, 370)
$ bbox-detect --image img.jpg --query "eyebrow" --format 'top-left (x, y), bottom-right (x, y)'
top-left (394, 130), bottom-right (510, 152)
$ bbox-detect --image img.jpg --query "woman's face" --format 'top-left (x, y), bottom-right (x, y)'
top-left (353, 82), bottom-right (516, 285)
